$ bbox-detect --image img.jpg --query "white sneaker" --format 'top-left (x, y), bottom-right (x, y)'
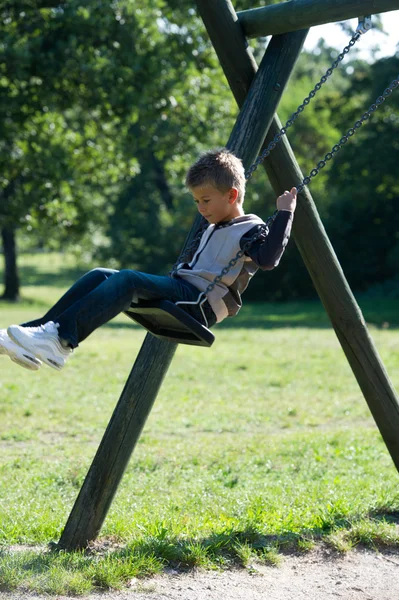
top-left (7, 321), bottom-right (72, 371)
top-left (0, 328), bottom-right (42, 371)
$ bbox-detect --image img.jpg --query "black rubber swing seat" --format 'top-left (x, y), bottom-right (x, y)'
top-left (124, 299), bottom-right (215, 347)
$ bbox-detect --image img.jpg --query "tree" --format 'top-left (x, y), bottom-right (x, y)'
top-left (0, 0), bottom-right (257, 297)
top-left (326, 55), bottom-right (399, 293)
top-left (0, 1), bottom-right (155, 298)
top-left (3, 2), bottom-right (395, 303)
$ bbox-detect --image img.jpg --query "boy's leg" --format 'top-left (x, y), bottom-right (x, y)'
top-left (7, 270), bottom-right (215, 370)
top-left (5, 268), bottom-right (117, 371)
top-left (0, 270), bottom-right (114, 371)
top-left (55, 270), bottom-right (205, 348)
top-left (9, 269), bottom-right (205, 347)
top-left (21, 268), bottom-right (118, 328)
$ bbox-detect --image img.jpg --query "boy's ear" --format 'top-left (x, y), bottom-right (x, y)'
top-left (228, 188), bottom-right (239, 204)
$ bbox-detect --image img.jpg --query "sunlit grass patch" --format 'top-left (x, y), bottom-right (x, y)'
top-left (0, 546), bottom-right (163, 595)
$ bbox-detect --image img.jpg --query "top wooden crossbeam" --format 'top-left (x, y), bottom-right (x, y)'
top-left (237, 0), bottom-right (399, 38)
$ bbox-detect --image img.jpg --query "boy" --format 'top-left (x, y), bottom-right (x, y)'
top-left (0, 148), bottom-right (296, 372)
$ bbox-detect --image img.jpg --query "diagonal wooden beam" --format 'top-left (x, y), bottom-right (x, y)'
top-left (57, 23), bottom-right (307, 552)
top-left (226, 29), bottom-right (309, 166)
top-left (58, 335), bottom-right (178, 551)
top-left (237, 0), bottom-right (399, 38)
top-left (195, 0), bottom-right (399, 471)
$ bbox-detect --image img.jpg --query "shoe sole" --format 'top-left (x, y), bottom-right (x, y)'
top-left (0, 342), bottom-right (41, 371)
top-left (7, 327), bottom-right (65, 371)
top-left (11, 354), bottom-right (41, 371)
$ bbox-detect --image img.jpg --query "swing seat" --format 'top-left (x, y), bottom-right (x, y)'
top-left (125, 299), bottom-right (215, 347)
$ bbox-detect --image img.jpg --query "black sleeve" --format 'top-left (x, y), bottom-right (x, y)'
top-left (240, 210), bottom-right (293, 271)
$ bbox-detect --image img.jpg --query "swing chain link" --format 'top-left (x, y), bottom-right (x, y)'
top-left (174, 26), bottom-right (369, 276)
top-left (192, 27), bottom-right (371, 298)
top-left (197, 71), bottom-right (399, 304)
top-left (245, 28), bottom-right (365, 181)
top-left (296, 74), bottom-right (399, 194)
top-left (171, 22), bottom-right (385, 316)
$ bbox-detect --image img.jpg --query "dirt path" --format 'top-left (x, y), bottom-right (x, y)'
top-left (2, 548), bottom-right (399, 600)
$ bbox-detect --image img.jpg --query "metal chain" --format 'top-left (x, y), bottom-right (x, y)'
top-left (245, 27), bottom-right (367, 181)
top-left (188, 73), bottom-right (399, 305)
top-left (202, 212), bottom-right (277, 297)
top-left (173, 21), bottom-right (374, 313)
top-left (196, 27), bottom-right (371, 297)
top-left (296, 74), bottom-right (399, 193)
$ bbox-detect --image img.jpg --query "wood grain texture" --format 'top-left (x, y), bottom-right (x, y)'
top-left (227, 29), bottom-right (308, 167)
top-left (58, 335), bottom-right (177, 550)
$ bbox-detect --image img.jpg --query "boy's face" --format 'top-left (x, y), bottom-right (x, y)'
top-left (190, 184), bottom-right (241, 224)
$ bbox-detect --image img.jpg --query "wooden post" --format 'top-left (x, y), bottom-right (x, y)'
top-left (58, 335), bottom-right (178, 550)
top-left (237, 0), bottom-right (399, 38)
top-left (58, 23), bottom-right (306, 552)
top-left (226, 29), bottom-right (309, 166)
top-left (195, 0), bottom-right (399, 470)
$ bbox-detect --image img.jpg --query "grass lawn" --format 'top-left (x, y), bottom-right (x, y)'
top-left (0, 253), bottom-right (399, 595)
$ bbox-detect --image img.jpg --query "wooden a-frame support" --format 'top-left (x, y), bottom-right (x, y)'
top-left (58, 0), bottom-right (399, 551)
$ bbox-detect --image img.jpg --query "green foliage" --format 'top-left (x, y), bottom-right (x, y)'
top-left (0, 0), bottom-right (142, 244)
top-left (326, 56), bottom-right (399, 292)
top-left (1, 4), bottom-right (398, 300)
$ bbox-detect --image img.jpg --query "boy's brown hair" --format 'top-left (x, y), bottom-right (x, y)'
top-left (185, 148), bottom-right (246, 204)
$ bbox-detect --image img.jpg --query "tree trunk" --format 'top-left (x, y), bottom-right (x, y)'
top-left (151, 152), bottom-right (174, 211)
top-left (1, 226), bottom-right (20, 301)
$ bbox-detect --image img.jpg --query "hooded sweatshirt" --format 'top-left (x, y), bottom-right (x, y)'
top-left (175, 211), bottom-right (293, 323)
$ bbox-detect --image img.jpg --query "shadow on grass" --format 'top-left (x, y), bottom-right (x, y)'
top-left (18, 264), bottom-right (88, 288)
top-left (55, 509), bottom-right (399, 566)
top-left (368, 508), bottom-right (399, 525)
top-left (116, 511), bottom-right (399, 571)
top-left (1, 511), bottom-right (399, 594)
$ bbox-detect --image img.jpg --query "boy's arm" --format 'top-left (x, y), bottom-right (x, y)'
top-left (241, 187), bottom-right (296, 271)
top-left (241, 210), bottom-right (293, 271)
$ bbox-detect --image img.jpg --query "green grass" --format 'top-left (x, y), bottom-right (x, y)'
top-left (0, 252), bottom-right (399, 595)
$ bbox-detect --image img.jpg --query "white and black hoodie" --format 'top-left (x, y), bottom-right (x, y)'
top-left (174, 210), bottom-right (293, 323)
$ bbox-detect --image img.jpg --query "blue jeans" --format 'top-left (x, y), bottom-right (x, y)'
top-left (23, 268), bottom-right (216, 348)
